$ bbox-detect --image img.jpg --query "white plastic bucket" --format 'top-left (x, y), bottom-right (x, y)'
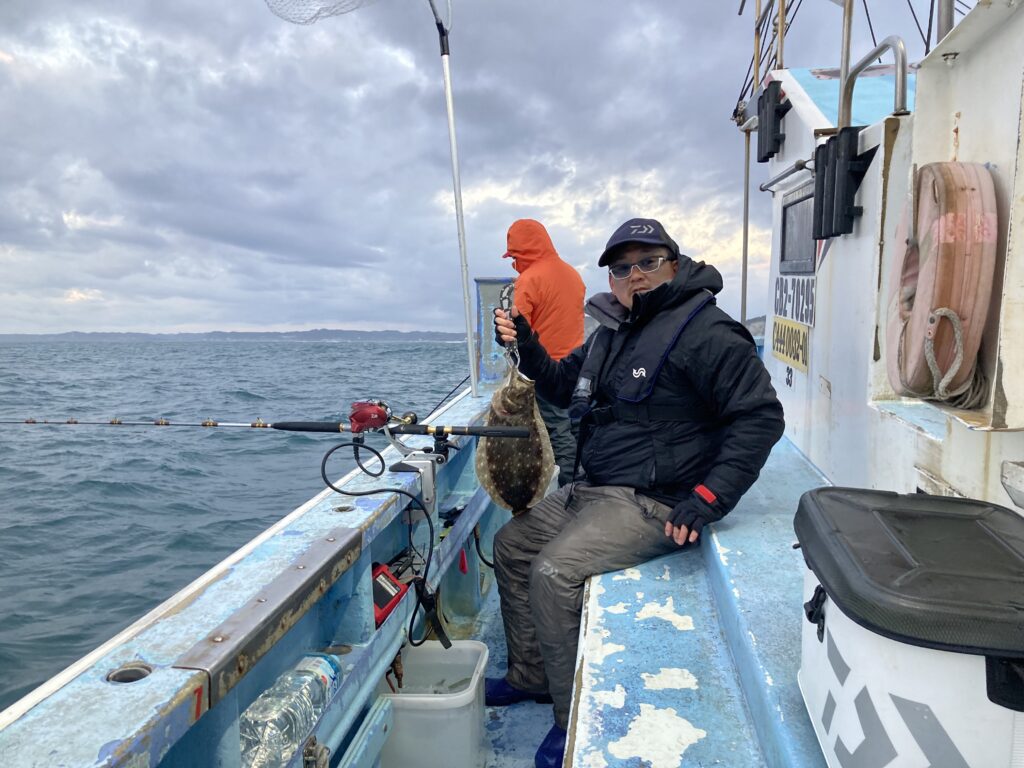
top-left (378, 640), bottom-right (489, 768)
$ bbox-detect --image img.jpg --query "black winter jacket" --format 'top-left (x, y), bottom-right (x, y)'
top-left (515, 257), bottom-right (785, 515)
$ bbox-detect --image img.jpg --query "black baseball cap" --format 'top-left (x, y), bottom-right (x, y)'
top-left (597, 218), bottom-right (681, 267)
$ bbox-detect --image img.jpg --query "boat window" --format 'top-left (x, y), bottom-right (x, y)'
top-left (781, 183), bottom-right (816, 275)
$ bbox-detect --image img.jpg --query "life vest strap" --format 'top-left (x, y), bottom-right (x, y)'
top-left (589, 402), bottom-right (692, 426)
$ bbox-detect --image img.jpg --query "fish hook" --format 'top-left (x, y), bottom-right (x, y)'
top-left (498, 282), bottom-right (521, 370)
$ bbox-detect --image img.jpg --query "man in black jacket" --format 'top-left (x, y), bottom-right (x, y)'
top-left (487, 217), bottom-right (785, 768)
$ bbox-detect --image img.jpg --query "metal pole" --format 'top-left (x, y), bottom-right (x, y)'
top-left (438, 52), bottom-right (478, 396)
top-left (756, 0), bottom-right (776, 33)
top-left (759, 158), bottom-right (811, 192)
top-left (741, 131), bottom-right (751, 325)
top-left (837, 0), bottom-right (855, 128)
top-left (426, 4), bottom-right (478, 395)
top-left (937, 0), bottom-right (954, 43)
top-left (754, 0), bottom-right (762, 86)
top-left (742, 0), bottom-right (761, 327)
top-left (777, 0), bottom-right (786, 69)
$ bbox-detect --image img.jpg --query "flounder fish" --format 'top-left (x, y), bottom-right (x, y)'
top-left (475, 367), bottom-right (555, 515)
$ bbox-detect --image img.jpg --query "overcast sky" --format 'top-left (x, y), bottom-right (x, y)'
top-left (0, 0), bottom-right (949, 333)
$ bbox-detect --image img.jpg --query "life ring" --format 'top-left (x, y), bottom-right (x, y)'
top-left (885, 162), bottom-right (998, 408)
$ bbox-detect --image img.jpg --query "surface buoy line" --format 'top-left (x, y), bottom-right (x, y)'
top-left (885, 161), bottom-right (998, 409)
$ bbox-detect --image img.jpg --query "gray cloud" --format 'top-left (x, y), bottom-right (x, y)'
top-left (0, 0), bottom-right (943, 332)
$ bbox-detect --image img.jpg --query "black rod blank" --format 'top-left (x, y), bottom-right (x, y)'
top-left (0, 419), bottom-right (530, 439)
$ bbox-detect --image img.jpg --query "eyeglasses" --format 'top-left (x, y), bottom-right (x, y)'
top-left (608, 256), bottom-right (672, 280)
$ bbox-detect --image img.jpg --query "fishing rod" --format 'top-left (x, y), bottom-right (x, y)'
top-left (0, 406), bottom-right (527, 439)
top-left (3, 398), bottom-right (528, 647)
top-left (0, 397), bottom-right (528, 475)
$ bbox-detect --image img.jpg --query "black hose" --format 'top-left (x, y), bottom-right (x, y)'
top-left (473, 525), bottom-right (494, 569)
top-left (320, 441), bottom-right (437, 646)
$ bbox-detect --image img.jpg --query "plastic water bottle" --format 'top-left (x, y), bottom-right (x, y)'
top-left (239, 654), bottom-right (342, 768)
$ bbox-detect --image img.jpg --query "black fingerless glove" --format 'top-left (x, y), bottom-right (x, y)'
top-left (668, 486), bottom-right (724, 538)
top-left (493, 311), bottom-right (533, 348)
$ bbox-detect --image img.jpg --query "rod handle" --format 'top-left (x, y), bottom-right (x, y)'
top-left (390, 424), bottom-right (529, 438)
top-left (271, 421), bottom-right (347, 433)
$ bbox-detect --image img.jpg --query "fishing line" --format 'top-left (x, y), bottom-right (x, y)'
top-left (427, 374), bottom-right (470, 416)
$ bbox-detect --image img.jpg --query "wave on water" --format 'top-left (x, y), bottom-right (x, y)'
top-left (0, 339), bottom-right (471, 712)
top-left (223, 389), bottom-right (269, 402)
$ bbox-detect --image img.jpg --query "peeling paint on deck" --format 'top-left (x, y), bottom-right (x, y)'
top-left (635, 597), bottom-right (694, 631)
top-left (712, 532), bottom-right (731, 565)
top-left (611, 568), bottom-right (641, 581)
top-left (641, 668), bottom-right (698, 691)
top-left (607, 704), bottom-right (707, 767)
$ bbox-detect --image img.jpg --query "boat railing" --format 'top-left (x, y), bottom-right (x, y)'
top-left (759, 157), bottom-right (811, 193)
top-left (838, 35), bottom-right (910, 128)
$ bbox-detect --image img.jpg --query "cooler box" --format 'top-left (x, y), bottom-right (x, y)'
top-left (794, 487), bottom-right (1024, 768)
top-left (377, 640), bottom-right (488, 768)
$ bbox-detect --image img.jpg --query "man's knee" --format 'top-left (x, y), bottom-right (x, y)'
top-left (529, 552), bottom-right (571, 595)
top-left (529, 552), bottom-right (588, 624)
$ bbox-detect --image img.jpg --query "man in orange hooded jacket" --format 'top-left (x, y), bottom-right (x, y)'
top-left (503, 219), bottom-right (585, 486)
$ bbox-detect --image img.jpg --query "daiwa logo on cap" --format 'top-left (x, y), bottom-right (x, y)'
top-left (632, 368), bottom-right (647, 378)
top-left (598, 217), bottom-right (682, 267)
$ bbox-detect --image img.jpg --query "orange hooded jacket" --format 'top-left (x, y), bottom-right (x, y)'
top-left (504, 219), bottom-right (585, 361)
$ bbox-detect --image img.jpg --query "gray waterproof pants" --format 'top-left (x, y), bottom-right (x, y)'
top-left (493, 482), bottom-right (681, 728)
top-left (536, 396), bottom-right (577, 487)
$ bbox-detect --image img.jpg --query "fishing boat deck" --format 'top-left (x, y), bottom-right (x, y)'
top-left (1, 376), bottom-right (834, 768)
top-left (0, 389), bottom-right (496, 767)
top-left (564, 438), bottom-right (831, 768)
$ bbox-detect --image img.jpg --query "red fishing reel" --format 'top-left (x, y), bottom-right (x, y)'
top-left (348, 400), bottom-right (392, 433)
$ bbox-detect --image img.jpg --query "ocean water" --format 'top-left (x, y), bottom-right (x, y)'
top-left (0, 340), bottom-right (469, 712)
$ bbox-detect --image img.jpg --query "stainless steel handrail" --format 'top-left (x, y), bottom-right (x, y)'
top-left (838, 35), bottom-right (909, 129)
top-left (759, 158), bottom-right (811, 192)
top-left (840, 0), bottom-right (853, 104)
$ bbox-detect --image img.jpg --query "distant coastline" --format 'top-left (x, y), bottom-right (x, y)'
top-left (0, 329), bottom-right (466, 343)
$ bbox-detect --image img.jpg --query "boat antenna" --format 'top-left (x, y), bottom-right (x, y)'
top-left (263, 0), bottom-right (480, 398)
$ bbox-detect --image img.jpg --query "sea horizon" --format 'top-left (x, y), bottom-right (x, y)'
top-left (0, 328), bottom-right (467, 343)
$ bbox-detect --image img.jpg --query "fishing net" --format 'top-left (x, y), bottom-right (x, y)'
top-left (264, 0), bottom-right (451, 28)
top-left (263, 0), bottom-right (380, 25)
top-left (263, 0), bottom-right (473, 389)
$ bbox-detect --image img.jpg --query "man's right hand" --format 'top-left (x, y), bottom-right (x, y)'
top-left (494, 307), bottom-right (528, 347)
